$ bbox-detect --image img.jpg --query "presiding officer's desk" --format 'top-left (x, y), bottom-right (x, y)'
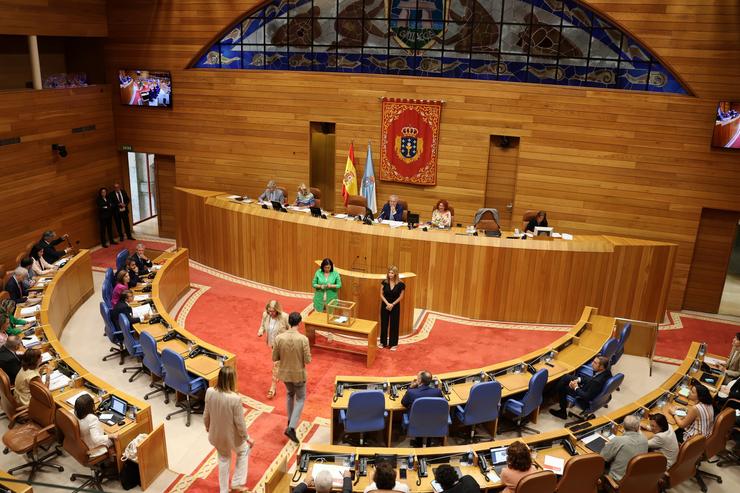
top-left (16, 249), bottom-right (168, 489)
top-left (176, 188), bottom-right (677, 326)
top-left (287, 342), bottom-right (716, 493)
top-left (330, 306), bottom-right (614, 445)
top-left (129, 247), bottom-right (236, 386)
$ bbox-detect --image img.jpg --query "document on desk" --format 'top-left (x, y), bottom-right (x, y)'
top-left (485, 470), bottom-right (500, 482)
top-left (41, 352), bottom-right (53, 363)
top-left (49, 370), bottom-right (71, 391)
top-left (561, 233), bottom-right (573, 240)
top-left (703, 356), bottom-right (724, 366)
top-left (22, 335), bottom-right (41, 348)
top-left (333, 316), bottom-right (348, 324)
top-left (132, 304), bottom-right (153, 319)
top-left (381, 220), bottom-right (406, 228)
top-left (542, 455), bottom-right (565, 475)
top-left (311, 464), bottom-right (348, 487)
top-left (133, 294), bottom-right (151, 302)
top-left (65, 391), bottom-right (89, 407)
top-left (20, 305), bottom-right (41, 317)
top-left (333, 213), bottom-right (348, 219)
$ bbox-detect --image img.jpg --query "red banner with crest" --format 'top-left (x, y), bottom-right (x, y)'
top-left (380, 98), bottom-right (443, 186)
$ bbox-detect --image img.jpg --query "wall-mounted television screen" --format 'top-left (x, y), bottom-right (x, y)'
top-left (118, 69), bottom-right (172, 107)
top-left (712, 102), bottom-right (740, 149)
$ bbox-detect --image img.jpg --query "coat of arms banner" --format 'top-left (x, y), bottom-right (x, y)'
top-left (380, 98), bottom-right (443, 186)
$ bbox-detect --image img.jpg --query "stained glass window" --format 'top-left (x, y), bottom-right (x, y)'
top-left (192, 0), bottom-right (687, 94)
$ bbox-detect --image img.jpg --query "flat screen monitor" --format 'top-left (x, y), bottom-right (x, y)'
top-left (712, 102), bottom-right (740, 149)
top-left (534, 226), bottom-right (553, 237)
top-left (119, 69), bottom-right (172, 107)
top-left (110, 396), bottom-right (127, 415)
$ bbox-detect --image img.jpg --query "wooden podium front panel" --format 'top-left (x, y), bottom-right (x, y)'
top-left (176, 188), bottom-right (676, 324)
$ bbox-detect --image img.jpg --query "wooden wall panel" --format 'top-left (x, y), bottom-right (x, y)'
top-left (0, 0), bottom-right (107, 37)
top-left (156, 155), bottom-right (176, 238)
top-left (105, 0), bottom-right (740, 313)
top-left (0, 86), bottom-right (120, 269)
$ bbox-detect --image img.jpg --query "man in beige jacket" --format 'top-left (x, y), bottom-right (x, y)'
top-left (273, 311), bottom-right (312, 443)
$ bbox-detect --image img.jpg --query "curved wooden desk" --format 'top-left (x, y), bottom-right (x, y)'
top-left (176, 188), bottom-right (676, 325)
top-left (23, 250), bottom-right (168, 489)
top-left (282, 342), bottom-right (714, 493)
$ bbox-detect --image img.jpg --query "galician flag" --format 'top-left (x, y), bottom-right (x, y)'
top-left (342, 142), bottom-right (358, 206)
top-left (361, 142), bottom-right (377, 214)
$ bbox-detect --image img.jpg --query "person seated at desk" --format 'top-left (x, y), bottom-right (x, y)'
top-left (363, 461), bottom-right (409, 493)
top-left (434, 464), bottom-right (481, 492)
top-left (111, 270), bottom-right (130, 306)
top-left (0, 336), bottom-right (22, 383)
top-left (668, 382), bottom-right (714, 443)
top-left (402, 370), bottom-right (443, 408)
top-left (5, 267), bottom-right (30, 303)
top-left (14, 348), bottom-right (53, 407)
top-left (524, 211), bottom-right (548, 233)
top-left (75, 393), bottom-right (117, 458)
top-left (430, 199), bottom-right (452, 229)
top-left (131, 243), bottom-right (153, 275)
top-left (642, 413), bottom-right (678, 469)
top-left (258, 180), bottom-right (286, 204)
top-left (294, 470), bottom-right (352, 493)
top-left (378, 195), bottom-right (403, 222)
top-left (111, 290), bottom-right (151, 330)
top-left (500, 441), bottom-right (537, 493)
top-left (126, 258), bottom-right (142, 288)
top-left (719, 332), bottom-right (740, 379)
top-left (294, 183), bottom-right (315, 207)
top-left (0, 300), bottom-right (30, 336)
top-left (601, 415), bottom-right (648, 482)
top-left (29, 245), bottom-right (57, 277)
top-left (37, 230), bottom-right (70, 264)
top-left (549, 356), bottom-right (611, 420)
top-left (18, 257), bottom-right (37, 291)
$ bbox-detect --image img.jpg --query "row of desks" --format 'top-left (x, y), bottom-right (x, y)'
top-left (291, 342), bottom-right (721, 492)
top-left (329, 306), bottom-right (616, 445)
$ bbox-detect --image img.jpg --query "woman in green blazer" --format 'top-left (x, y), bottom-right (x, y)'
top-left (312, 258), bottom-right (342, 312)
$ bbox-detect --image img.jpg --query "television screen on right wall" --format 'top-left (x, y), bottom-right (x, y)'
top-left (712, 102), bottom-right (740, 149)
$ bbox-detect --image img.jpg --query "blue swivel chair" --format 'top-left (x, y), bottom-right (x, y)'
top-left (502, 368), bottom-right (548, 436)
top-left (115, 249), bottom-right (129, 272)
top-left (455, 380), bottom-right (502, 443)
top-left (161, 349), bottom-right (207, 427)
top-left (139, 331), bottom-right (169, 403)
top-left (610, 323), bottom-right (632, 367)
top-left (102, 268), bottom-right (114, 309)
top-left (567, 373), bottom-right (625, 424)
top-left (402, 397), bottom-right (451, 447)
top-left (339, 390), bottom-right (387, 445)
top-left (100, 302), bottom-right (125, 364)
top-left (118, 314), bottom-right (145, 382)
top-left (577, 338), bottom-right (619, 379)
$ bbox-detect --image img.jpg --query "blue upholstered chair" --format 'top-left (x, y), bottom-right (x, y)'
top-left (402, 397), bottom-right (451, 446)
top-left (102, 268), bottom-right (114, 309)
top-left (161, 349), bottom-right (207, 427)
top-left (100, 302), bottom-right (125, 364)
top-left (115, 249), bottom-right (129, 272)
top-left (567, 373), bottom-right (625, 423)
top-left (503, 368), bottom-right (548, 436)
top-left (339, 390), bottom-right (387, 445)
top-left (118, 313), bottom-right (145, 382)
top-left (140, 331), bottom-right (169, 403)
top-left (577, 338), bottom-right (619, 379)
top-left (455, 380), bottom-right (502, 442)
top-left (611, 323), bottom-right (632, 367)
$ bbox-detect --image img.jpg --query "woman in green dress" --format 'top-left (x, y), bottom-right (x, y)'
top-left (0, 300), bottom-right (27, 336)
top-left (312, 258), bottom-right (341, 312)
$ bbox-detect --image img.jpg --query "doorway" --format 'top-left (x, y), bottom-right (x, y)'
top-left (310, 122), bottom-right (336, 211)
top-left (484, 135), bottom-right (520, 228)
top-left (126, 151), bottom-right (157, 224)
top-left (719, 221), bottom-right (740, 316)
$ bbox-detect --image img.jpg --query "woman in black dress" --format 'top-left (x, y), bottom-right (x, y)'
top-left (379, 265), bottom-right (405, 351)
top-left (96, 187), bottom-right (116, 248)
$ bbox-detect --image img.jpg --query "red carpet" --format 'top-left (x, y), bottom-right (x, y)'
top-left (655, 312), bottom-right (740, 361)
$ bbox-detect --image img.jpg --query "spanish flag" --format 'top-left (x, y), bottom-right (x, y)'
top-left (342, 142), bottom-right (358, 206)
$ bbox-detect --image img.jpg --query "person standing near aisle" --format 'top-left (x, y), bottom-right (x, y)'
top-left (312, 258), bottom-right (341, 312)
top-left (204, 366), bottom-right (254, 493)
top-left (110, 183), bottom-right (135, 242)
top-left (96, 187), bottom-right (117, 248)
top-left (379, 265), bottom-right (405, 350)
top-left (257, 300), bottom-right (289, 399)
top-left (273, 312), bottom-right (311, 444)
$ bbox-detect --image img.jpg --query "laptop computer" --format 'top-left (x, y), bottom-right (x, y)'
top-left (99, 396), bottom-right (128, 425)
top-left (490, 447), bottom-right (508, 475)
top-left (271, 200), bottom-right (285, 212)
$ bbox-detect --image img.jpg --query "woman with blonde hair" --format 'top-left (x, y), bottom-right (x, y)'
top-left (257, 300), bottom-right (289, 399)
top-left (379, 265), bottom-right (405, 351)
top-left (204, 366), bottom-right (254, 493)
top-left (294, 183), bottom-right (315, 207)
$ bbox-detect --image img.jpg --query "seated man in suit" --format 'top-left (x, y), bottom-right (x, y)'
top-left (131, 243), bottom-right (153, 275)
top-left (258, 180), bottom-right (286, 204)
top-left (5, 267), bottom-right (29, 303)
top-left (293, 469), bottom-right (351, 493)
top-left (549, 356), bottom-right (612, 420)
top-left (110, 289), bottom-right (151, 330)
top-left (0, 336), bottom-right (23, 383)
top-left (434, 464), bottom-right (481, 492)
top-left (402, 370), bottom-right (443, 408)
top-left (378, 195), bottom-right (404, 222)
top-left (37, 230), bottom-right (70, 264)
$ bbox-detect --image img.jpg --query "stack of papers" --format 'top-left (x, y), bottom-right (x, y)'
top-left (41, 352), bottom-right (53, 363)
top-left (20, 305), bottom-right (41, 317)
top-left (49, 370), bottom-right (71, 391)
top-left (132, 304), bottom-right (153, 319)
top-left (542, 455), bottom-right (565, 475)
top-left (133, 294), bottom-right (151, 302)
top-left (65, 391), bottom-right (89, 407)
top-left (21, 335), bottom-right (41, 348)
top-left (381, 220), bottom-right (406, 228)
